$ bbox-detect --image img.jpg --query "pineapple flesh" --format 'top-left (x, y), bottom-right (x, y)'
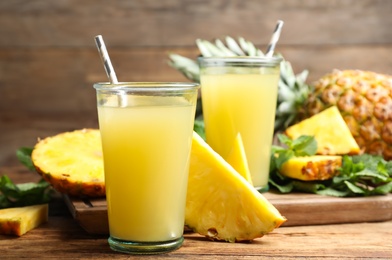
top-left (225, 133), bottom-right (253, 185)
top-left (280, 156), bottom-right (342, 181)
top-left (0, 204), bottom-right (48, 236)
top-left (285, 106), bottom-right (360, 155)
top-left (186, 132), bottom-right (286, 242)
top-left (31, 129), bottom-right (105, 197)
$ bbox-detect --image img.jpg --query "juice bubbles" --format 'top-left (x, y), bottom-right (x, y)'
top-left (199, 57), bottom-right (281, 192)
top-left (94, 82), bottom-right (199, 254)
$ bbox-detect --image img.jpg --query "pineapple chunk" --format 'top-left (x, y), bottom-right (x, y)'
top-left (186, 132), bottom-right (286, 242)
top-left (225, 133), bottom-right (253, 185)
top-left (285, 106), bottom-right (360, 155)
top-left (0, 204), bottom-right (48, 236)
top-left (32, 129), bottom-right (105, 197)
top-left (280, 155), bottom-right (342, 181)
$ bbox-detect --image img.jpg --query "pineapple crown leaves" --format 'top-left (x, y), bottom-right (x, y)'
top-left (168, 36), bottom-right (311, 131)
top-left (275, 57), bottom-right (310, 130)
top-left (167, 36), bottom-right (265, 83)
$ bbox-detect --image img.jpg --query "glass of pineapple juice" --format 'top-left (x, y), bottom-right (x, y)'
top-left (94, 82), bottom-right (199, 254)
top-left (198, 57), bottom-right (282, 192)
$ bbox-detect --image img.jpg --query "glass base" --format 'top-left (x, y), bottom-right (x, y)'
top-left (108, 236), bottom-right (184, 255)
top-left (255, 184), bottom-right (269, 193)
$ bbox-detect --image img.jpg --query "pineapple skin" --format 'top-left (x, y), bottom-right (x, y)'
top-left (280, 156), bottom-right (342, 181)
top-left (303, 70), bottom-right (392, 160)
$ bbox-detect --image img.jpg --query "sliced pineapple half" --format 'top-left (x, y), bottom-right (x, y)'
top-left (0, 204), bottom-right (48, 236)
top-left (186, 132), bottom-right (286, 242)
top-left (225, 133), bottom-right (253, 185)
top-left (285, 106), bottom-right (360, 155)
top-left (280, 155), bottom-right (342, 181)
top-left (31, 129), bottom-right (105, 197)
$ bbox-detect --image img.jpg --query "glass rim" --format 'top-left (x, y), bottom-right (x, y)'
top-left (198, 56), bottom-right (282, 66)
top-left (93, 82), bottom-right (200, 92)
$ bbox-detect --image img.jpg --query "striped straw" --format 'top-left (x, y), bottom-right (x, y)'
top-left (265, 20), bottom-right (284, 57)
top-left (94, 35), bottom-right (118, 84)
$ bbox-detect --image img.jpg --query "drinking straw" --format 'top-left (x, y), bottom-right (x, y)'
top-left (265, 20), bottom-right (284, 57)
top-left (94, 35), bottom-right (118, 84)
top-left (94, 35), bottom-right (128, 106)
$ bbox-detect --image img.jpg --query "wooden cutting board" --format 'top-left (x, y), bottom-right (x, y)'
top-left (63, 192), bottom-right (392, 235)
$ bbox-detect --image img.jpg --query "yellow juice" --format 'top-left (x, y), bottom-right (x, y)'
top-left (201, 73), bottom-right (279, 189)
top-left (98, 104), bottom-right (194, 242)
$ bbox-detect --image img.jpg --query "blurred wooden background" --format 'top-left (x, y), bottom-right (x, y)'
top-left (1, 0), bottom-right (391, 167)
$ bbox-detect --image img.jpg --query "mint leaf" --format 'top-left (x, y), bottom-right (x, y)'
top-left (373, 182), bottom-right (392, 195)
top-left (269, 136), bottom-right (392, 197)
top-left (316, 187), bottom-right (350, 197)
top-left (194, 118), bottom-right (206, 140)
top-left (344, 181), bottom-right (366, 194)
top-left (291, 135), bottom-right (318, 156)
top-left (269, 178), bottom-right (293, 193)
top-left (292, 180), bottom-right (326, 193)
top-left (0, 175), bottom-right (52, 209)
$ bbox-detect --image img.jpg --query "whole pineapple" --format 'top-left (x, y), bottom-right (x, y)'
top-left (168, 37), bottom-right (392, 160)
top-left (303, 69), bottom-right (392, 159)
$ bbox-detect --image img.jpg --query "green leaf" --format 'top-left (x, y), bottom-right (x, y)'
top-left (274, 150), bottom-right (295, 169)
top-left (193, 118), bottom-right (206, 140)
top-left (316, 187), bottom-right (350, 197)
top-left (344, 181), bottom-right (366, 194)
top-left (291, 135), bottom-right (317, 156)
top-left (16, 147), bottom-right (35, 171)
top-left (269, 136), bottom-right (392, 197)
top-left (0, 175), bottom-right (52, 209)
top-left (372, 182), bottom-right (392, 195)
top-left (277, 134), bottom-right (292, 147)
top-left (355, 168), bottom-right (389, 182)
top-left (292, 180), bottom-right (326, 193)
top-left (268, 178), bottom-right (293, 193)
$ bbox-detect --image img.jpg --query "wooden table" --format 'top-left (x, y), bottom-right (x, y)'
top-left (1, 166), bottom-right (392, 259)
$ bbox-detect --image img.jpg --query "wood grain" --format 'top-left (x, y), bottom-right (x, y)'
top-left (63, 192), bottom-right (392, 235)
top-left (0, 216), bottom-right (391, 259)
top-left (1, 1), bottom-right (392, 186)
top-left (0, 0), bottom-right (391, 47)
top-left (1, 164), bottom-right (392, 259)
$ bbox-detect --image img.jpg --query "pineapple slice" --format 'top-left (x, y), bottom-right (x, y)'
top-left (0, 204), bottom-right (48, 236)
top-left (31, 129), bottom-right (105, 197)
top-left (186, 132), bottom-right (286, 242)
top-left (225, 133), bottom-right (253, 185)
top-left (280, 155), bottom-right (342, 181)
top-left (285, 106), bottom-right (360, 155)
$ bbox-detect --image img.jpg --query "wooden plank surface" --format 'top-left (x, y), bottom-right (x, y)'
top-left (1, 216), bottom-right (391, 259)
top-left (1, 45), bottom-right (391, 115)
top-left (1, 164), bottom-right (392, 259)
top-left (0, 0), bottom-right (391, 47)
top-left (63, 192), bottom-right (392, 235)
top-left (1, 0), bottom-right (392, 168)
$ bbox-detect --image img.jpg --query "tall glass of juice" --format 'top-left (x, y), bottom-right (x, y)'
top-left (198, 57), bottom-right (281, 192)
top-left (94, 82), bottom-right (199, 254)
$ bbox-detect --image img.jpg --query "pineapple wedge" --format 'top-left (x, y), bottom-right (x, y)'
top-left (186, 132), bottom-right (286, 242)
top-left (32, 129), bottom-right (105, 197)
top-left (285, 106), bottom-right (360, 155)
top-left (225, 133), bottom-right (253, 185)
top-left (280, 155), bottom-right (342, 181)
top-left (0, 204), bottom-right (48, 236)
